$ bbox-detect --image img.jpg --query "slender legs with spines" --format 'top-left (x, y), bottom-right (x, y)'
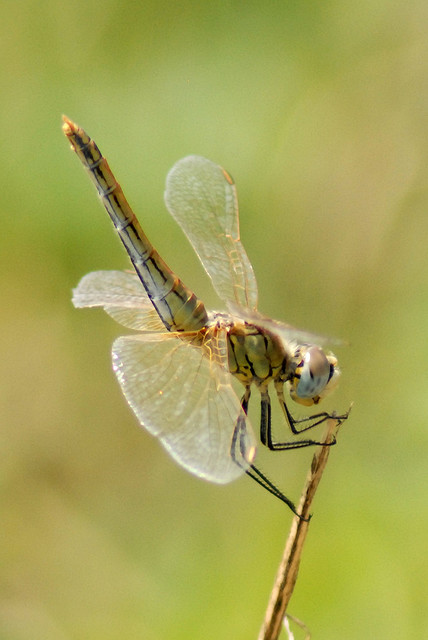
top-left (230, 383), bottom-right (348, 517)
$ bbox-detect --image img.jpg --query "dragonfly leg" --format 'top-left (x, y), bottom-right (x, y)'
top-left (241, 384), bottom-right (251, 415)
top-left (275, 381), bottom-right (349, 437)
top-left (230, 386), bottom-right (254, 469)
top-left (261, 386), bottom-right (338, 450)
top-left (230, 386), bottom-right (308, 519)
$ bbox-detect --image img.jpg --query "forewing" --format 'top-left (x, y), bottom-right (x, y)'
top-left (72, 270), bottom-right (164, 331)
top-left (229, 303), bottom-right (346, 348)
top-left (112, 332), bottom-right (256, 484)
top-left (164, 155), bottom-right (258, 310)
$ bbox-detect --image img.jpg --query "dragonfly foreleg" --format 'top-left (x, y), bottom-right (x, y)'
top-left (275, 380), bottom-right (348, 436)
top-left (262, 385), bottom-right (338, 450)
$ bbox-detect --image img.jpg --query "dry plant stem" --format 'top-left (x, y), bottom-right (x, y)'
top-left (257, 417), bottom-right (342, 640)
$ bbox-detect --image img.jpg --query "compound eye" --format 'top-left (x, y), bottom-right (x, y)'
top-left (295, 346), bottom-right (331, 399)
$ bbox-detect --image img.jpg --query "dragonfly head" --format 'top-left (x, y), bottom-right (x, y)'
top-left (287, 345), bottom-right (340, 406)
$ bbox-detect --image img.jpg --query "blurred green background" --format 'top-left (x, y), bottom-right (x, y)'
top-left (1, 1), bottom-right (427, 638)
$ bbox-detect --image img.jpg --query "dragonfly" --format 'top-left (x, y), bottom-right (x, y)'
top-left (63, 116), bottom-right (346, 517)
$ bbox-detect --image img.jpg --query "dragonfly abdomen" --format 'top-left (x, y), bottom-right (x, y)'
top-left (63, 117), bottom-right (209, 333)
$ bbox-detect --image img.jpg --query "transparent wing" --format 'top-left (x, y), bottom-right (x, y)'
top-left (229, 303), bottom-right (346, 348)
top-left (112, 331), bottom-right (257, 483)
top-left (72, 270), bottom-right (164, 331)
top-left (164, 155), bottom-right (258, 310)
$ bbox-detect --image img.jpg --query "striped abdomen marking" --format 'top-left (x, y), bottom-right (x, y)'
top-left (63, 117), bottom-right (208, 332)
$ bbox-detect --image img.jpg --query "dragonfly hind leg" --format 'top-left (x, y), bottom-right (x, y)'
top-left (230, 386), bottom-right (307, 519)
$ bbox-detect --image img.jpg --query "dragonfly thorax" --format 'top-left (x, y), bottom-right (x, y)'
top-left (226, 321), bottom-right (290, 387)
top-left (226, 318), bottom-right (341, 407)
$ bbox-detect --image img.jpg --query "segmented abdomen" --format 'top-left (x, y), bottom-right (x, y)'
top-left (63, 117), bottom-right (208, 333)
